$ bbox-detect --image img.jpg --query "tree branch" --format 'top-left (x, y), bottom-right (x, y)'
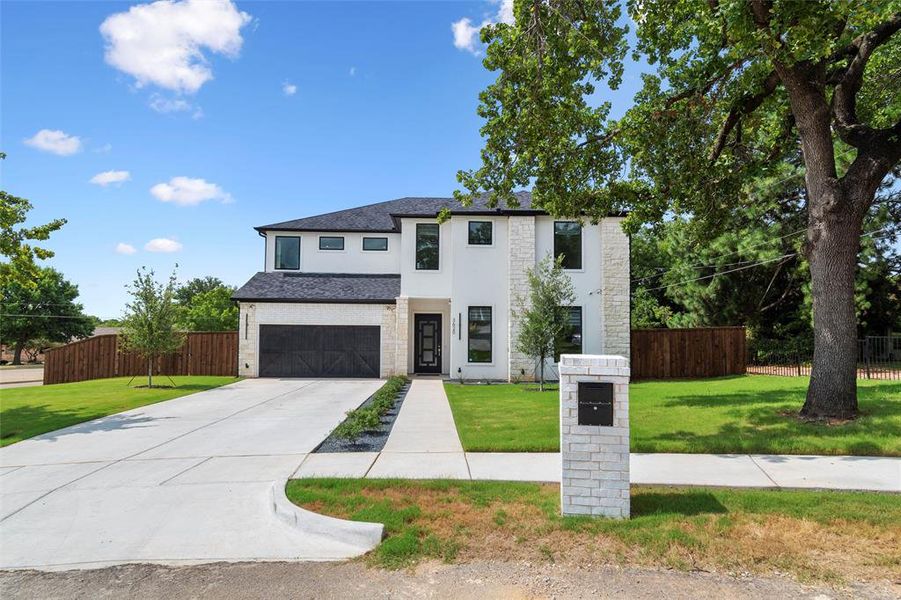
top-left (832, 12), bottom-right (901, 147)
top-left (709, 70), bottom-right (780, 161)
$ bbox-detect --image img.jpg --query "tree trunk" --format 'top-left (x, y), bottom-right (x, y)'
top-left (148, 356), bottom-right (153, 388)
top-left (802, 209), bottom-right (861, 419)
top-left (11, 342), bottom-right (25, 366)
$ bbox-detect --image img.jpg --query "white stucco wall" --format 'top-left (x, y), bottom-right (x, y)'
top-left (399, 218), bottom-right (454, 298)
top-left (448, 215), bottom-right (510, 380)
top-left (262, 231), bottom-right (401, 274)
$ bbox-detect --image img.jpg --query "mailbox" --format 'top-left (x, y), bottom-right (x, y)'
top-left (577, 382), bottom-right (614, 426)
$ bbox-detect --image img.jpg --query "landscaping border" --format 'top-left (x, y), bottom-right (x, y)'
top-left (314, 377), bottom-right (410, 453)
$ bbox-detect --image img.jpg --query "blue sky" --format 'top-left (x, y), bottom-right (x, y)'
top-left (2, 0), bottom-right (644, 319)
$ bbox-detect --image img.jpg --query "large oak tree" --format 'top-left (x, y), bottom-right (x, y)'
top-left (457, 0), bottom-right (901, 419)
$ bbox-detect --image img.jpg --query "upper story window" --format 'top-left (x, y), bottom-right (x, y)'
top-left (319, 236), bottom-right (345, 251)
top-left (362, 237), bottom-right (388, 251)
top-left (274, 236), bottom-right (300, 270)
top-left (415, 223), bottom-right (439, 270)
top-left (468, 306), bottom-right (492, 363)
top-left (468, 221), bottom-right (493, 246)
top-left (555, 306), bottom-right (583, 360)
top-left (554, 221), bottom-right (582, 270)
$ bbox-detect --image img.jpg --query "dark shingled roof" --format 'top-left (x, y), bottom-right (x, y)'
top-left (232, 272), bottom-right (400, 303)
top-left (256, 192), bottom-right (538, 233)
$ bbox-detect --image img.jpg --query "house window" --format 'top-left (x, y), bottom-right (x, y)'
top-left (555, 306), bottom-right (583, 360)
top-left (319, 236), bottom-right (345, 250)
top-left (554, 222), bottom-right (582, 269)
top-left (274, 236), bottom-right (300, 270)
top-left (415, 223), bottom-right (439, 270)
top-left (468, 221), bottom-right (493, 245)
top-left (362, 237), bottom-right (388, 251)
top-left (468, 306), bottom-right (492, 363)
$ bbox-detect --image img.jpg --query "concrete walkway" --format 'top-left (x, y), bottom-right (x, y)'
top-left (0, 378), bottom-right (383, 570)
top-left (296, 379), bottom-right (901, 492)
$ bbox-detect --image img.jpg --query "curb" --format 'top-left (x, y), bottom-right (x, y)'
top-left (268, 481), bottom-right (384, 553)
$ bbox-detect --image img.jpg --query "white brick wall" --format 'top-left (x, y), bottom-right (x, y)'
top-left (237, 302), bottom-right (398, 378)
top-left (508, 216), bottom-right (536, 380)
top-left (559, 354), bottom-right (630, 519)
top-left (600, 219), bottom-right (630, 358)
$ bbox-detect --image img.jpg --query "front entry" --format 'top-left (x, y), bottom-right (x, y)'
top-left (413, 313), bottom-right (442, 374)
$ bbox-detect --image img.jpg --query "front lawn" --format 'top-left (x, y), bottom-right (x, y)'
top-left (287, 478), bottom-right (901, 582)
top-left (0, 376), bottom-right (238, 446)
top-left (444, 376), bottom-right (901, 455)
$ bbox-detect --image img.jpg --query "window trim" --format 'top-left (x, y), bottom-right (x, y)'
top-left (467, 305), bottom-right (493, 364)
top-left (467, 220), bottom-right (494, 247)
top-left (273, 235), bottom-right (301, 271)
top-left (362, 236), bottom-right (389, 252)
top-left (415, 222), bottom-right (440, 271)
top-left (318, 236), bottom-right (345, 251)
top-left (553, 221), bottom-right (584, 271)
top-left (555, 305), bottom-right (583, 361)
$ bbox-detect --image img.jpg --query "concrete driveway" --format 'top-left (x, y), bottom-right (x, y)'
top-left (0, 378), bottom-right (382, 570)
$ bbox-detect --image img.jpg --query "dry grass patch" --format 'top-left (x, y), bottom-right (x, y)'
top-left (285, 479), bottom-right (901, 584)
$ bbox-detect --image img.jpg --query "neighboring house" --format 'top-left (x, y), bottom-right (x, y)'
top-left (232, 192), bottom-right (630, 380)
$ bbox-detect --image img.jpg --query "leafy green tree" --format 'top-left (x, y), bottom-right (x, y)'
top-left (0, 265), bottom-right (93, 364)
top-left (458, 1), bottom-right (901, 419)
top-left (175, 276), bottom-right (226, 306)
top-left (515, 255), bottom-right (575, 390)
top-left (0, 153), bottom-right (67, 287)
top-left (177, 286), bottom-right (238, 331)
top-left (120, 268), bottom-right (184, 387)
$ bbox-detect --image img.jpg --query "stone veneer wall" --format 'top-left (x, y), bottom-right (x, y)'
top-left (600, 219), bottom-right (630, 358)
top-left (237, 302), bottom-right (398, 378)
top-left (394, 296), bottom-right (409, 376)
top-left (559, 354), bottom-right (630, 519)
top-left (508, 215), bottom-right (537, 380)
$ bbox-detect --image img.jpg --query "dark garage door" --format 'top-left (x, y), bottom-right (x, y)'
top-left (259, 325), bottom-right (380, 378)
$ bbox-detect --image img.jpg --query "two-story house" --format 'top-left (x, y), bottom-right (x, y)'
top-left (232, 192), bottom-right (630, 381)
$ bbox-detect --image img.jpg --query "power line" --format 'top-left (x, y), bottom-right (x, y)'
top-left (0, 314), bottom-right (92, 319)
top-left (639, 227), bottom-right (893, 292)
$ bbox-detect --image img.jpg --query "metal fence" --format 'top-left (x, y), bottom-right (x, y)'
top-left (747, 335), bottom-right (901, 380)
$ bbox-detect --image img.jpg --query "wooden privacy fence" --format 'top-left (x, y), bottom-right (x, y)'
top-left (630, 327), bottom-right (746, 380)
top-left (43, 332), bottom-right (238, 385)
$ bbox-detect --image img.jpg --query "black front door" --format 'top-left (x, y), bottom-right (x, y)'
top-left (414, 314), bottom-right (442, 374)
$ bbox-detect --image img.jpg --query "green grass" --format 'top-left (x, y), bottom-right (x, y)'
top-left (444, 376), bottom-right (901, 455)
top-left (0, 375), bottom-right (239, 446)
top-left (286, 478), bottom-right (901, 580)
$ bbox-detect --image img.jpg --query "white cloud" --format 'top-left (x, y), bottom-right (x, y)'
top-left (144, 238), bottom-right (183, 253)
top-left (282, 82), bottom-right (297, 96)
top-left (452, 0), bottom-right (514, 55)
top-left (116, 242), bottom-right (137, 255)
top-left (149, 94), bottom-right (192, 113)
top-left (100, 0), bottom-right (252, 94)
top-left (349, 66), bottom-right (356, 76)
top-left (150, 176), bottom-right (232, 206)
top-left (94, 143), bottom-right (113, 154)
top-left (23, 129), bottom-right (82, 156)
top-left (90, 170), bottom-right (131, 186)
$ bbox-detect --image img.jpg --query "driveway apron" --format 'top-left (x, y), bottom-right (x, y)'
top-left (0, 378), bottom-right (381, 570)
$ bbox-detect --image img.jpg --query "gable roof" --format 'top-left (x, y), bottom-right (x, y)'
top-left (232, 272), bottom-right (400, 303)
top-left (256, 192), bottom-right (539, 233)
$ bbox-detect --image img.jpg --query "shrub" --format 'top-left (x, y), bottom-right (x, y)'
top-left (330, 376), bottom-right (409, 443)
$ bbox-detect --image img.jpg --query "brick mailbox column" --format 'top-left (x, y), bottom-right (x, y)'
top-left (559, 354), bottom-right (630, 519)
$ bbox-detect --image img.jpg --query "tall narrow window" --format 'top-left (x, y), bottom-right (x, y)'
top-left (555, 307), bottom-right (583, 360)
top-left (468, 306), bottom-right (492, 363)
top-left (553, 222), bottom-right (582, 269)
top-left (468, 221), bottom-right (493, 245)
top-left (274, 236), bottom-right (300, 270)
top-left (319, 236), bottom-right (344, 250)
top-left (415, 223), bottom-right (440, 270)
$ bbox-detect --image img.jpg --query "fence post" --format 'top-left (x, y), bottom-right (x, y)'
top-left (864, 337), bottom-right (871, 380)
